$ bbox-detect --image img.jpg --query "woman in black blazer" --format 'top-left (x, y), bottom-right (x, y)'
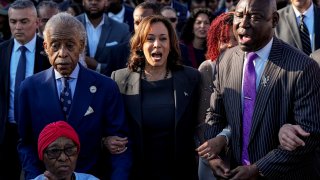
top-left (111, 15), bottom-right (200, 180)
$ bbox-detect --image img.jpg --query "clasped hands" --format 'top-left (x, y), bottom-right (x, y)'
top-left (196, 136), bottom-right (259, 180)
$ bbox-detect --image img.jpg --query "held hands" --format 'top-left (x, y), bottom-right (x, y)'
top-left (103, 136), bottom-right (128, 154)
top-left (279, 124), bottom-right (310, 151)
top-left (208, 157), bottom-right (230, 179)
top-left (229, 164), bottom-right (260, 180)
top-left (196, 136), bottom-right (227, 160)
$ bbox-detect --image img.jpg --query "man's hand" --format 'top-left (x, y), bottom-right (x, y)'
top-left (208, 158), bottom-right (230, 179)
top-left (229, 164), bottom-right (259, 180)
top-left (85, 56), bottom-right (98, 70)
top-left (279, 124), bottom-right (310, 151)
top-left (103, 136), bottom-right (128, 154)
top-left (196, 136), bottom-right (227, 160)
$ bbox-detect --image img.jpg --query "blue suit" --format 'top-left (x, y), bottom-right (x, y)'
top-left (17, 64), bottom-right (131, 179)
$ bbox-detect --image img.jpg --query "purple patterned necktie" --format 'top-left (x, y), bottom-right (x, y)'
top-left (242, 52), bottom-right (258, 165)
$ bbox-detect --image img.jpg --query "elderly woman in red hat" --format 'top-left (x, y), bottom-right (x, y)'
top-left (33, 121), bottom-right (98, 180)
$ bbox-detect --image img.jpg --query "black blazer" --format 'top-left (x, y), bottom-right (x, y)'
top-left (0, 36), bottom-right (51, 143)
top-left (111, 66), bottom-right (200, 179)
top-left (206, 37), bottom-right (320, 179)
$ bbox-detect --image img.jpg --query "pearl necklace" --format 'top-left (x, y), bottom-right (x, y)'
top-left (142, 68), bottom-right (169, 81)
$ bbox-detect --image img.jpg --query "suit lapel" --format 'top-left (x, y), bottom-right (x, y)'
top-left (249, 38), bottom-right (284, 141)
top-left (173, 69), bottom-right (196, 125)
top-left (285, 7), bottom-right (303, 50)
top-left (68, 65), bottom-right (96, 123)
top-left (95, 17), bottom-right (112, 59)
top-left (230, 48), bottom-right (245, 142)
top-left (3, 40), bottom-right (14, 102)
top-left (122, 71), bottom-right (142, 127)
top-left (34, 36), bottom-right (49, 73)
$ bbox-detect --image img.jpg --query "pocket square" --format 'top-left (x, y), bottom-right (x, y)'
top-left (84, 106), bottom-right (94, 116)
top-left (105, 41), bottom-right (118, 47)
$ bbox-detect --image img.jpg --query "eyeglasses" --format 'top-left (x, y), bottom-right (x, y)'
top-left (45, 146), bottom-right (78, 159)
top-left (168, 17), bottom-right (177, 23)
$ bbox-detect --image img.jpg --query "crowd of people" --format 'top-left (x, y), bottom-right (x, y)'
top-left (0, 0), bottom-right (320, 179)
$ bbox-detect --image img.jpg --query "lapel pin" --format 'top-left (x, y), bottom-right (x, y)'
top-left (262, 75), bottom-right (270, 87)
top-left (90, 86), bottom-right (97, 93)
top-left (184, 92), bottom-right (188, 96)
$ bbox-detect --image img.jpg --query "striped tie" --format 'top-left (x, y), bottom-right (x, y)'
top-left (299, 15), bottom-right (311, 55)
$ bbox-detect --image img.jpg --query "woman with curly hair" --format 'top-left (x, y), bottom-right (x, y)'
top-left (111, 15), bottom-right (200, 179)
top-left (195, 12), bottom-right (237, 180)
top-left (180, 8), bottom-right (213, 68)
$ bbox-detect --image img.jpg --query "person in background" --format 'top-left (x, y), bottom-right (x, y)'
top-left (133, 1), bottom-right (160, 32)
top-left (275, 0), bottom-right (320, 55)
top-left (111, 15), bottom-right (200, 179)
top-left (0, 7), bottom-right (11, 42)
top-left (0, 1), bottom-right (51, 179)
top-left (106, 0), bottom-right (135, 32)
top-left (36, 1), bottom-right (60, 38)
top-left (161, 6), bottom-right (178, 30)
top-left (189, 0), bottom-right (207, 12)
top-left (206, 0), bottom-right (320, 179)
top-left (195, 12), bottom-right (237, 180)
top-left (147, 0), bottom-right (189, 36)
top-left (66, 3), bottom-right (83, 16)
top-left (17, 12), bottom-right (131, 179)
top-left (180, 8), bottom-right (212, 68)
top-left (32, 121), bottom-right (99, 180)
top-left (76, 0), bottom-right (130, 76)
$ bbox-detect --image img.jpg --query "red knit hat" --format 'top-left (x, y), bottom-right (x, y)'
top-left (38, 121), bottom-right (80, 160)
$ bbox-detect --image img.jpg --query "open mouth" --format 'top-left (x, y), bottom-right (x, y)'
top-left (238, 34), bottom-right (252, 44)
top-left (151, 52), bottom-right (162, 61)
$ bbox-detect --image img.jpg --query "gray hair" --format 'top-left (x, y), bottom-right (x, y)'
top-left (43, 12), bottom-right (87, 48)
top-left (10, 0), bottom-right (35, 9)
top-left (37, 1), bottom-right (60, 14)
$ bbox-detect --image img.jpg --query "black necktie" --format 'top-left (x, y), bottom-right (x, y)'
top-left (14, 46), bottom-right (27, 118)
top-left (60, 77), bottom-right (72, 119)
top-left (299, 15), bottom-right (311, 55)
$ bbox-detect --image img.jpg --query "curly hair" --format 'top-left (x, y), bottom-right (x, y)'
top-left (205, 12), bottom-right (234, 61)
top-left (128, 15), bottom-right (182, 72)
top-left (180, 8), bottom-right (213, 44)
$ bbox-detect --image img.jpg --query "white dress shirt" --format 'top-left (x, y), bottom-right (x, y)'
top-left (108, 5), bottom-right (125, 23)
top-left (85, 14), bottom-right (105, 58)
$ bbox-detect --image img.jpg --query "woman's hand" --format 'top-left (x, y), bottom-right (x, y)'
top-left (196, 136), bottom-right (227, 160)
top-left (103, 136), bottom-right (128, 154)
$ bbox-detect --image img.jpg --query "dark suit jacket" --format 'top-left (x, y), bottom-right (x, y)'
top-left (123, 5), bottom-right (134, 33)
top-left (76, 14), bottom-right (131, 76)
top-left (0, 37), bottom-right (50, 143)
top-left (111, 66), bottom-right (200, 179)
top-left (206, 37), bottom-right (320, 179)
top-left (17, 64), bottom-right (131, 179)
top-left (275, 5), bottom-right (320, 52)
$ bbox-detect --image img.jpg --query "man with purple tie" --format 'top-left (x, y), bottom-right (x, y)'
top-left (205, 0), bottom-right (320, 179)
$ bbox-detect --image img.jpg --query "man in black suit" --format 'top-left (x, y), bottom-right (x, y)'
top-left (206, 0), bottom-right (320, 179)
top-left (0, 0), bottom-right (50, 179)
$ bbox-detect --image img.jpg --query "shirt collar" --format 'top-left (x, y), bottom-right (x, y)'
top-left (246, 38), bottom-right (273, 62)
top-left (54, 63), bottom-right (80, 80)
top-left (13, 34), bottom-right (37, 53)
top-left (108, 5), bottom-right (125, 20)
top-left (85, 13), bottom-right (105, 27)
top-left (292, 2), bottom-right (314, 18)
